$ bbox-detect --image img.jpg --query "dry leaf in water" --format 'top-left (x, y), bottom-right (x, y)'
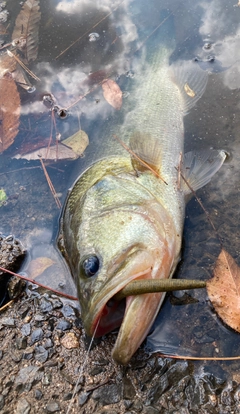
top-left (0, 73), bottom-right (20, 153)
top-left (102, 79), bottom-right (122, 110)
top-left (12, 0), bottom-right (41, 63)
top-left (13, 143), bottom-right (78, 161)
top-left (62, 129), bottom-right (89, 156)
top-left (207, 249), bottom-right (240, 332)
top-left (27, 257), bottom-right (55, 279)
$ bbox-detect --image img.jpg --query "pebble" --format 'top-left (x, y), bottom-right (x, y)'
top-left (21, 323), bottom-right (31, 336)
top-left (35, 345), bottom-right (48, 363)
top-left (30, 328), bottom-right (44, 344)
top-left (55, 319), bottom-right (72, 331)
top-left (39, 297), bottom-right (53, 313)
top-left (46, 401), bottom-right (60, 412)
top-left (35, 389), bottom-right (43, 400)
top-left (15, 366), bottom-right (43, 392)
top-left (15, 398), bottom-right (31, 414)
top-left (61, 304), bottom-right (76, 318)
top-left (92, 383), bottom-right (121, 405)
top-left (60, 332), bottom-right (79, 349)
top-left (79, 391), bottom-right (91, 406)
top-left (1, 317), bottom-right (15, 327)
top-left (0, 395), bottom-right (5, 410)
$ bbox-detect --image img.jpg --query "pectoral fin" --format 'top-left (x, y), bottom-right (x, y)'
top-left (129, 131), bottom-right (162, 175)
top-left (181, 149), bottom-right (227, 195)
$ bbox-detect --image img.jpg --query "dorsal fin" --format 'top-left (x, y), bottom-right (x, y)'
top-left (181, 149), bottom-right (227, 195)
top-left (171, 60), bottom-right (208, 114)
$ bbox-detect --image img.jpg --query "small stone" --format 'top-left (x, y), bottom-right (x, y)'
top-left (21, 323), bottom-right (31, 336)
top-left (15, 366), bottom-right (43, 392)
top-left (39, 297), bottom-right (53, 313)
top-left (78, 391), bottom-right (91, 406)
top-left (63, 393), bottom-right (72, 401)
top-left (55, 320), bottom-right (72, 331)
top-left (92, 383), bottom-right (121, 405)
top-left (51, 297), bottom-right (63, 309)
top-left (60, 332), bottom-right (79, 349)
top-left (30, 328), bottom-right (43, 344)
top-left (1, 317), bottom-right (15, 327)
top-left (46, 401), bottom-right (60, 412)
top-left (44, 338), bottom-right (53, 348)
top-left (35, 345), bottom-right (48, 363)
top-left (0, 395), bottom-right (5, 410)
top-left (61, 304), bottom-right (76, 318)
top-left (15, 397), bottom-right (31, 414)
top-left (42, 372), bottom-right (52, 386)
top-left (35, 389), bottom-right (43, 400)
top-left (16, 337), bottom-right (27, 350)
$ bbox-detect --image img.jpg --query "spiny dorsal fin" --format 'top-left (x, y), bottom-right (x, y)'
top-left (182, 149), bottom-right (227, 195)
top-left (171, 60), bottom-right (208, 115)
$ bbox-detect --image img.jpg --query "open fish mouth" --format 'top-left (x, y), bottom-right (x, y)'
top-left (83, 250), bottom-right (165, 365)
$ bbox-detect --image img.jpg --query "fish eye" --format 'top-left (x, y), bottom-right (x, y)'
top-left (82, 255), bottom-right (100, 277)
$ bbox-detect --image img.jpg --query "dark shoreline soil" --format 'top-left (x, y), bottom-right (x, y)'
top-left (1, 286), bottom-right (240, 414)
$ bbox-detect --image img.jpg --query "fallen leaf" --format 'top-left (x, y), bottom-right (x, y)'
top-left (12, 0), bottom-right (41, 63)
top-left (0, 73), bottom-right (20, 154)
top-left (102, 79), bottom-right (122, 110)
top-left (13, 143), bottom-right (78, 161)
top-left (207, 249), bottom-right (240, 332)
top-left (62, 129), bottom-right (89, 156)
top-left (27, 257), bottom-right (55, 279)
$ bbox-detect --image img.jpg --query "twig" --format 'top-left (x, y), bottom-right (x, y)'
top-left (39, 157), bottom-right (62, 209)
top-left (0, 266), bottom-right (78, 301)
top-left (7, 49), bottom-right (40, 81)
top-left (158, 352), bottom-right (240, 361)
top-left (55, 0), bottom-right (125, 59)
top-left (0, 299), bottom-right (14, 313)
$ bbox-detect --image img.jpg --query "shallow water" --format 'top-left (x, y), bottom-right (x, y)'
top-left (1, 0), bottom-right (240, 361)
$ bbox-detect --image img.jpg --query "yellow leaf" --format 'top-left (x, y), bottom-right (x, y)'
top-left (27, 257), bottom-right (55, 279)
top-left (207, 249), bottom-right (240, 332)
top-left (62, 130), bottom-right (89, 157)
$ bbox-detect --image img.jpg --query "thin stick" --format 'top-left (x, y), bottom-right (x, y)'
top-left (39, 158), bottom-right (62, 209)
top-left (0, 266), bottom-right (78, 301)
top-left (158, 353), bottom-right (240, 361)
top-left (114, 135), bottom-right (168, 185)
top-left (55, 1), bottom-right (124, 60)
top-left (179, 170), bottom-right (221, 244)
top-left (7, 49), bottom-right (40, 81)
top-left (0, 299), bottom-right (14, 313)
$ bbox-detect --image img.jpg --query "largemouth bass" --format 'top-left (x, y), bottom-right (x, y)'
top-left (60, 17), bottom-right (226, 364)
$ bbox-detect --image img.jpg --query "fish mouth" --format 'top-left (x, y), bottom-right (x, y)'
top-left (84, 250), bottom-right (165, 365)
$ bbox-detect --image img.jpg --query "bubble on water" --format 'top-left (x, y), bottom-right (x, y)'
top-left (27, 86), bottom-right (36, 93)
top-left (88, 32), bottom-right (100, 42)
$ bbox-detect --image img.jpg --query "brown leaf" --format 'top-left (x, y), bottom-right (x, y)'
top-left (0, 73), bottom-right (20, 154)
top-left (12, 0), bottom-right (41, 63)
top-left (27, 257), bottom-right (55, 279)
top-left (207, 249), bottom-right (240, 332)
top-left (102, 79), bottom-right (122, 110)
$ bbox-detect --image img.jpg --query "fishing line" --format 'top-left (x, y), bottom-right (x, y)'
top-left (66, 319), bottom-right (100, 414)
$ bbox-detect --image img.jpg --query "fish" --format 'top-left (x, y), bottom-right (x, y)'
top-left (59, 14), bottom-right (226, 365)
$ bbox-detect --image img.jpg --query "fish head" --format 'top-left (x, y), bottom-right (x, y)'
top-left (63, 160), bottom-right (181, 364)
